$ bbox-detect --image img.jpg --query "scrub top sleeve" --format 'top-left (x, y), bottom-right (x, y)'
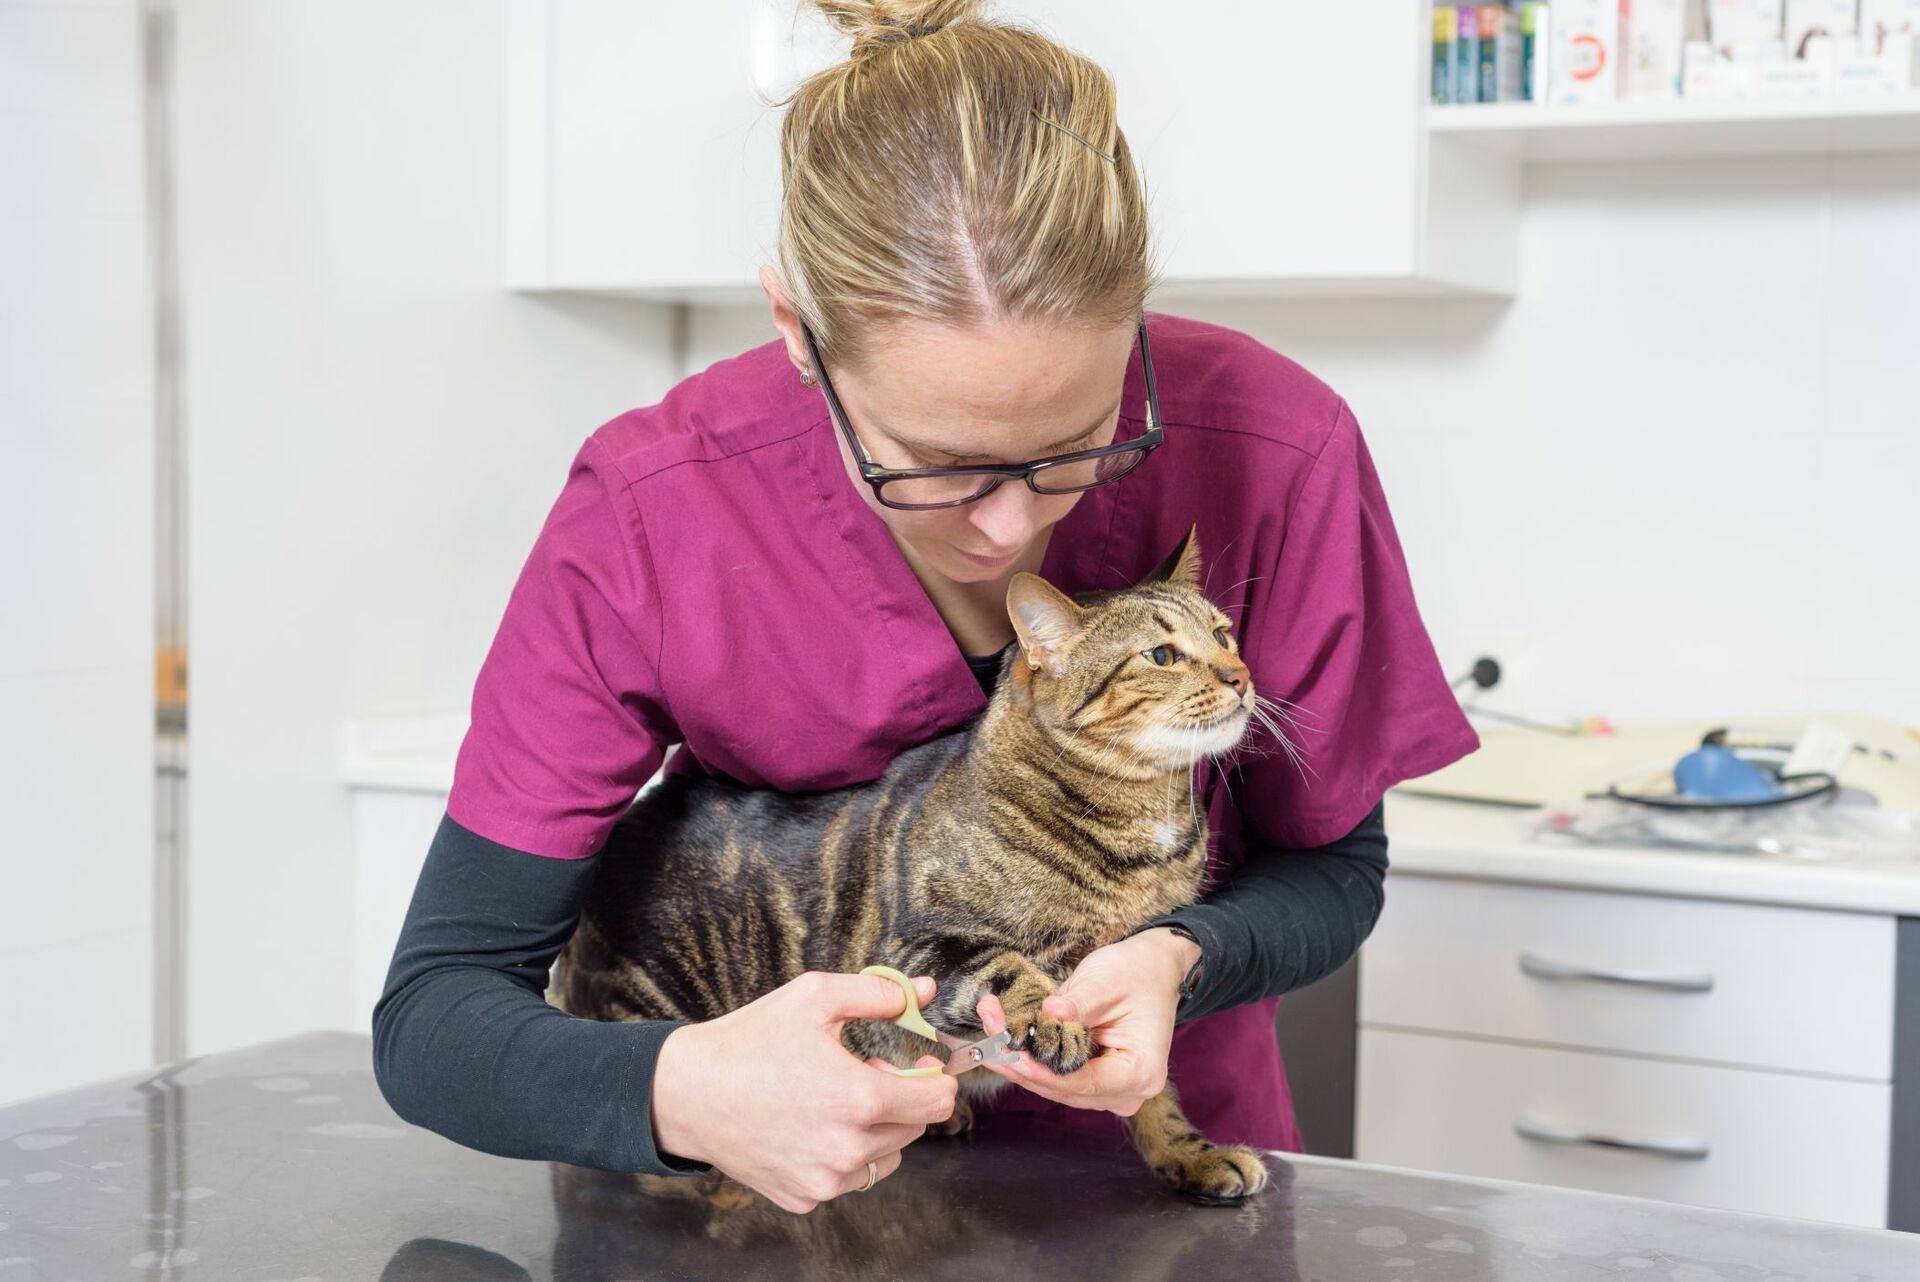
top-left (448, 437), bottom-right (677, 859)
top-left (1234, 400), bottom-right (1478, 851)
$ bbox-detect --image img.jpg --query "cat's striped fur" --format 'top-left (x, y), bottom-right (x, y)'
top-left (551, 528), bottom-right (1270, 1203)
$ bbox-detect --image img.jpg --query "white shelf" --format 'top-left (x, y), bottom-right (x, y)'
top-left (1428, 93), bottom-right (1920, 161)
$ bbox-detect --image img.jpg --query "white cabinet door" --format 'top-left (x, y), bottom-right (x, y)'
top-left (505, 1), bottom-right (1514, 297)
top-left (1360, 876), bottom-right (1897, 1080)
top-left (1026, 1), bottom-right (1425, 286)
top-left (1358, 1028), bottom-right (1892, 1228)
top-left (507, 0), bottom-right (839, 292)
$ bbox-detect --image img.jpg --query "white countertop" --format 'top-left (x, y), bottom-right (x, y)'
top-left (1384, 788), bottom-right (1920, 918)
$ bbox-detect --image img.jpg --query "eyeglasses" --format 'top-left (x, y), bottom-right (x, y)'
top-left (800, 319), bottom-right (1165, 511)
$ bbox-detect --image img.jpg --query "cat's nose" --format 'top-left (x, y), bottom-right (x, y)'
top-left (1212, 661), bottom-right (1248, 695)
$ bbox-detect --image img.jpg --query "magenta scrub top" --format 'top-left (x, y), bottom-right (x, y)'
top-left (447, 311), bottom-right (1479, 1154)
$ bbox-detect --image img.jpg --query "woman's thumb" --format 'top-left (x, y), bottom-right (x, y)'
top-left (1045, 979), bottom-right (1120, 1026)
top-left (1042, 993), bottom-right (1079, 1022)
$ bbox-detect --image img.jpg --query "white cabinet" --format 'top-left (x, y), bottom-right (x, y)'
top-left (1356, 875), bottom-right (1901, 1228)
top-left (1358, 1028), bottom-right (1891, 1228)
top-left (1360, 877), bottom-right (1896, 1079)
top-left (503, 1), bottom-right (1516, 299)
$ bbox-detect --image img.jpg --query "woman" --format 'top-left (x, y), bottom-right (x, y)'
top-left (373, 0), bottom-right (1477, 1215)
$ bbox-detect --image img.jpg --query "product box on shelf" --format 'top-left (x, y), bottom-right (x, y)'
top-left (1433, 5), bottom-right (1458, 104)
top-left (1630, 0), bottom-right (1693, 96)
top-left (1860, 0), bottom-right (1920, 51)
top-left (1787, 0), bottom-right (1859, 58)
top-left (1453, 5), bottom-right (1481, 104)
top-left (1758, 38), bottom-right (1832, 93)
top-left (1709, 0), bottom-right (1786, 53)
top-left (1522, 3), bottom-right (1554, 100)
top-left (1837, 28), bottom-right (1920, 88)
top-left (1477, 4), bottom-right (1524, 101)
top-left (1551, 0), bottom-right (1629, 101)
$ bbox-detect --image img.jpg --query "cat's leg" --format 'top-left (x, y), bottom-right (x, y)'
top-left (926, 1093), bottom-right (974, 1138)
top-left (1124, 1081), bottom-right (1269, 1204)
top-left (932, 1070), bottom-right (1020, 1139)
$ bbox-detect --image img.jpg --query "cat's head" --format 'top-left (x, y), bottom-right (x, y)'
top-left (1002, 526), bottom-right (1253, 771)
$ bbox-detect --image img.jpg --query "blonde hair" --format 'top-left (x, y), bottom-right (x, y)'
top-left (779, 0), bottom-right (1154, 364)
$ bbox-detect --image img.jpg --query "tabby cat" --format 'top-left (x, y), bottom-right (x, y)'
top-left (551, 527), bottom-right (1271, 1203)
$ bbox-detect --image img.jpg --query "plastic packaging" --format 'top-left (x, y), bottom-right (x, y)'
top-left (1533, 788), bottom-right (1920, 861)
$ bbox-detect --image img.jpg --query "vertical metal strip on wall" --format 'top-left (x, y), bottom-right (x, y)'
top-left (144, 0), bottom-right (188, 1067)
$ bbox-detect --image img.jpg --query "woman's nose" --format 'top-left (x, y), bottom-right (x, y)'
top-left (969, 480), bottom-right (1039, 548)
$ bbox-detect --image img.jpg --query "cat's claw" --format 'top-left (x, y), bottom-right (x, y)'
top-left (1005, 1006), bottom-right (1092, 1074)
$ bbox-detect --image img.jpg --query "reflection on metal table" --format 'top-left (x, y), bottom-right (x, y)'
top-left (1, 1032), bottom-right (1913, 1280)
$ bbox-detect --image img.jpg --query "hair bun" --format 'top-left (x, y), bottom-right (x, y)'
top-left (811, 0), bottom-right (985, 60)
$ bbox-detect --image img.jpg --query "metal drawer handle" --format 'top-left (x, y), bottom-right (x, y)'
top-left (1519, 951), bottom-right (1715, 994)
top-left (1515, 1114), bottom-right (1710, 1161)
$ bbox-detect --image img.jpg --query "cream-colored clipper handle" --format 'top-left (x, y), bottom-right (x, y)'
top-left (859, 964), bottom-right (945, 1077)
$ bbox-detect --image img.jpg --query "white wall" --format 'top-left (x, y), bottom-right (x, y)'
top-left (689, 154), bottom-right (1920, 729)
top-left (174, 0), bottom-right (678, 1053)
top-left (0, 0), bottom-right (156, 1104)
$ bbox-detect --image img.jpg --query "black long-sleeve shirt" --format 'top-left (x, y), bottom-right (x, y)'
top-left (372, 654), bottom-right (1389, 1176)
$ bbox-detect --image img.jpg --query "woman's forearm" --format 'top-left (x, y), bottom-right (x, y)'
top-left (1138, 800), bottom-right (1388, 1023)
top-left (370, 812), bottom-right (705, 1176)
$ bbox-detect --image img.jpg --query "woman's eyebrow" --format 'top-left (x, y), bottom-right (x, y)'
top-left (890, 399), bottom-right (1123, 460)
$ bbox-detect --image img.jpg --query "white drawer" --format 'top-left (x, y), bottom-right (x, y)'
top-left (1360, 876), bottom-right (1895, 1080)
top-left (1356, 1028), bottom-right (1891, 1228)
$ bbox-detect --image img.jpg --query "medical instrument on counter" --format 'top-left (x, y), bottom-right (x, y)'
top-left (859, 965), bottom-right (1018, 1077)
top-left (1594, 727), bottom-right (1838, 812)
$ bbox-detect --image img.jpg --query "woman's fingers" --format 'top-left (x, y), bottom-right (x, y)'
top-left (857, 1121), bottom-right (927, 1163)
top-left (986, 1042), bottom-right (1151, 1113)
top-left (835, 1146), bottom-right (903, 1199)
top-left (866, 1070), bottom-right (958, 1126)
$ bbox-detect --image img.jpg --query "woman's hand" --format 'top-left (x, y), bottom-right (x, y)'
top-left (977, 928), bottom-right (1198, 1117)
top-left (650, 971), bottom-right (958, 1214)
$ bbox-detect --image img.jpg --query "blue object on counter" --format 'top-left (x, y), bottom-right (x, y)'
top-left (1673, 744), bottom-right (1785, 802)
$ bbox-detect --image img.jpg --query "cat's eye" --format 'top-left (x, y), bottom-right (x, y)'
top-left (1146, 645), bottom-right (1175, 667)
top-left (1213, 628), bottom-right (1231, 647)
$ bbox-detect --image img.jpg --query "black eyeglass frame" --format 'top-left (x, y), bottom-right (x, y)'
top-left (800, 319), bottom-right (1165, 511)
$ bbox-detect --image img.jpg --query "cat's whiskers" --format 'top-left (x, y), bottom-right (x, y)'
top-left (1200, 533), bottom-right (1247, 595)
top-left (1211, 573), bottom-right (1268, 600)
top-left (1244, 695), bottom-right (1319, 785)
top-left (1257, 692), bottom-right (1324, 727)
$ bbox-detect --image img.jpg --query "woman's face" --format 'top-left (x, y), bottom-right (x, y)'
top-left (806, 310), bottom-right (1139, 586)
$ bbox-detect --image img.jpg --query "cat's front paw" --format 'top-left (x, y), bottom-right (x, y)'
top-left (1156, 1142), bottom-right (1269, 1205)
top-left (1004, 1004), bottom-right (1092, 1074)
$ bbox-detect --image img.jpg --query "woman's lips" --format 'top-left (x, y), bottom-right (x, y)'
top-left (958, 546), bottom-right (1018, 568)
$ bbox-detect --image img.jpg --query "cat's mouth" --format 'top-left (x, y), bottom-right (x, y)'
top-left (1195, 704), bottom-right (1253, 743)
top-left (1203, 701), bottom-right (1251, 728)
top-left (1133, 703), bottom-right (1251, 766)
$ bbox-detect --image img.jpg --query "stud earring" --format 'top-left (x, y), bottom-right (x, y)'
top-left (798, 368), bottom-right (817, 388)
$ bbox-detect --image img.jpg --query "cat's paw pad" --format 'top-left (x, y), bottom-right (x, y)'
top-left (927, 1096), bottom-right (974, 1138)
top-left (1006, 1006), bottom-right (1092, 1074)
top-left (1157, 1143), bottom-right (1269, 1205)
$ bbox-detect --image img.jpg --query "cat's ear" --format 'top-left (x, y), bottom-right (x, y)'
top-left (1141, 524), bottom-right (1202, 587)
top-left (1007, 572), bottom-right (1089, 677)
